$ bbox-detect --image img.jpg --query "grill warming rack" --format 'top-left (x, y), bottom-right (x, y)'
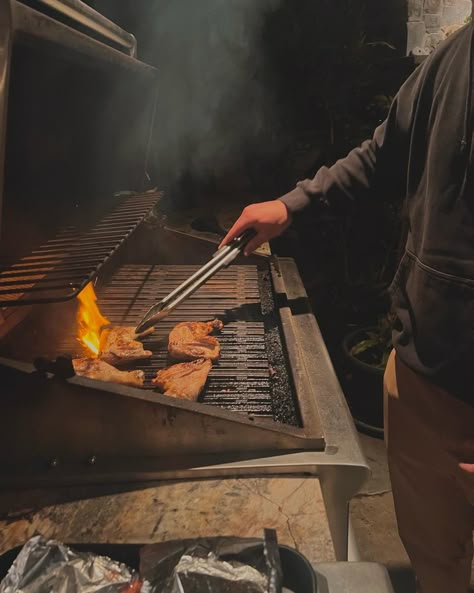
top-left (0, 191), bottom-right (161, 306)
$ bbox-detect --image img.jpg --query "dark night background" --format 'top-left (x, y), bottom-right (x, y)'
top-left (87, 0), bottom-right (409, 200)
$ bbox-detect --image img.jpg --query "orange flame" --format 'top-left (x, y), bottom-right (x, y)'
top-left (77, 282), bottom-right (110, 356)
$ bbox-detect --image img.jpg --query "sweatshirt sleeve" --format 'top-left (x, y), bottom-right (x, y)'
top-left (279, 62), bottom-right (426, 214)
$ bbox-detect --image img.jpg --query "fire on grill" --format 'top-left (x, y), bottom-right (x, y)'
top-left (76, 282), bottom-right (110, 356)
top-left (77, 285), bottom-right (154, 367)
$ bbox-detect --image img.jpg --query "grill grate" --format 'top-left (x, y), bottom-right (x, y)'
top-left (0, 192), bottom-right (161, 307)
top-left (60, 264), bottom-right (300, 425)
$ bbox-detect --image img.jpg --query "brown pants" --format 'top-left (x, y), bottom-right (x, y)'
top-left (384, 350), bottom-right (474, 593)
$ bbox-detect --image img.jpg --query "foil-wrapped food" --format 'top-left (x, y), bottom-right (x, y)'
top-left (0, 536), bottom-right (148, 593)
top-left (139, 530), bottom-right (283, 593)
top-left (0, 530), bottom-right (283, 593)
top-left (165, 553), bottom-right (267, 593)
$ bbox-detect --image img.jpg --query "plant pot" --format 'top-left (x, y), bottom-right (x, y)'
top-left (342, 327), bottom-right (385, 438)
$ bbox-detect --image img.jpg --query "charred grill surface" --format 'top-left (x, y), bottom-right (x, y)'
top-left (60, 264), bottom-right (300, 426)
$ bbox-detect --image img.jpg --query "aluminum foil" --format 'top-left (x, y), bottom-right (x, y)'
top-left (0, 536), bottom-right (147, 593)
top-left (168, 554), bottom-right (267, 593)
top-left (140, 530), bottom-right (283, 593)
top-left (1, 532), bottom-right (284, 593)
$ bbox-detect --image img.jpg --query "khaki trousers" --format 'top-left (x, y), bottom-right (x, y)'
top-left (384, 350), bottom-right (474, 593)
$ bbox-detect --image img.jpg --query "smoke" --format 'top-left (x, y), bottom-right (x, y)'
top-left (143, 0), bottom-right (281, 191)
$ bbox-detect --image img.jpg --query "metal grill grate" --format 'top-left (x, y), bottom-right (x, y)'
top-left (60, 264), bottom-right (300, 424)
top-left (0, 192), bottom-right (161, 307)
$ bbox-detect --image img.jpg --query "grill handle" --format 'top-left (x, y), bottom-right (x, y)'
top-left (134, 228), bottom-right (257, 333)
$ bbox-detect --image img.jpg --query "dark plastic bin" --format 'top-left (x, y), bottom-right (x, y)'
top-left (0, 542), bottom-right (317, 593)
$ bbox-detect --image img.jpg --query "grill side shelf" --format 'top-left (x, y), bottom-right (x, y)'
top-left (0, 191), bottom-right (161, 306)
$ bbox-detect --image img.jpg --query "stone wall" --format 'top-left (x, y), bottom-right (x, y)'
top-left (407, 0), bottom-right (472, 55)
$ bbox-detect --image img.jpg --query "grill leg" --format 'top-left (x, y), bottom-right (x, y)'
top-left (319, 465), bottom-right (366, 561)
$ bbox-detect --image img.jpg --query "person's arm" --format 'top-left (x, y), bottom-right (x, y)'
top-left (221, 63), bottom-right (425, 255)
top-left (280, 118), bottom-right (392, 214)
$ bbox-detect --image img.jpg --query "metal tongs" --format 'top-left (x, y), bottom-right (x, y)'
top-left (135, 228), bottom-right (257, 334)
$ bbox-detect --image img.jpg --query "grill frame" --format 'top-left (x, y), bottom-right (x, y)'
top-left (0, 254), bottom-right (322, 438)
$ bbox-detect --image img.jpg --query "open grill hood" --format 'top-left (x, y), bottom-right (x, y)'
top-left (0, 0), bottom-right (159, 309)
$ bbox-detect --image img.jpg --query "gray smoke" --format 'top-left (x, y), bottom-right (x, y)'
top-left (146, 0), bottom-right (281, 187)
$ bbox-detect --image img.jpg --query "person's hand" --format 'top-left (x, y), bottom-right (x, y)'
top-left (219, 200), bottom-right (292, 256)
top-left (458, 440), bottom-right (474, 473)
top-left (459, 463), bottom-right (474, 473)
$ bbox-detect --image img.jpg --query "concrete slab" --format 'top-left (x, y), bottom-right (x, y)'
top-left (0, 477), bottom-right (335, 566)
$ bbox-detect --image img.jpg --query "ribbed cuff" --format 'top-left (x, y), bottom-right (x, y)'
top-left (278, 186), bottom-right (311, 213)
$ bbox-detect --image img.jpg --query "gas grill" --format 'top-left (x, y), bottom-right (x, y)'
top-left (0, 0), bottom-right (369, 562)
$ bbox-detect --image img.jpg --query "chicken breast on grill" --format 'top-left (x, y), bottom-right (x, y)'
top-left (168, 319), bottom-right (223, 361)
top-left (73, 358), bottom-right (145, 387)
top-left (99, 325), bottom-right (153, 366)
top-left (152, 358), bottom-right (212, 401)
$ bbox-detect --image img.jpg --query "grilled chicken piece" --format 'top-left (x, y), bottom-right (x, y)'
top-left (99, 325), bottom-right (153, 366)
top-left (73, 358), bottom-right (145, 387)
top-left (168, 319), bottom-right (224, 361)
top-left (152, 358), bottom-right (212, 400)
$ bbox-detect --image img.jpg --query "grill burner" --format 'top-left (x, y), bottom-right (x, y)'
top-left (56, 264), bottom-right (300, 426)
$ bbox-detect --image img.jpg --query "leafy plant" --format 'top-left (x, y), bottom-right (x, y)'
top-left (349, 311), bottom-right (395, 369)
